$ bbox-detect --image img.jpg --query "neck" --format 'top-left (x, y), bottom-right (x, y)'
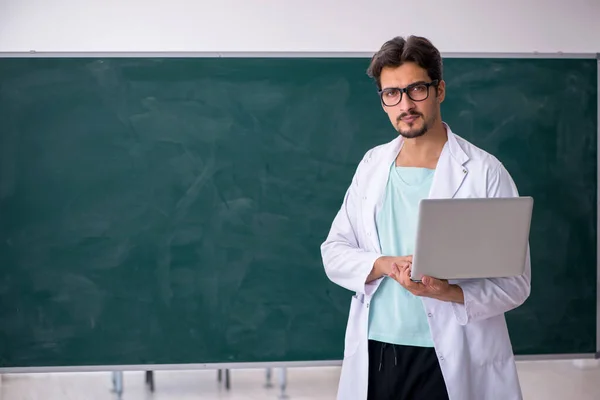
top-left (396, 121), bottom-right (447, 168)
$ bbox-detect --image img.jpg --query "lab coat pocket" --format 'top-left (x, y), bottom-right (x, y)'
top-left (343, 294), bottom-right (363, 358)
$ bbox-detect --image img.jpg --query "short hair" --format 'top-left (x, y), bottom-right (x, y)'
top-left (366, 36), bottom-right (443, 89)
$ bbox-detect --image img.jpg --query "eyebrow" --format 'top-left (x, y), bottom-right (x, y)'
top-left (383, 80), bottom-right (429, 90)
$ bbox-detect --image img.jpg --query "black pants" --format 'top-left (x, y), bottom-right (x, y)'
top-left (367, 340), bottom-right (449, 400)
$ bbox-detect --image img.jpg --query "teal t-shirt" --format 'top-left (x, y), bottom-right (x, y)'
top-left (367, 162), bottom-right (435, 347)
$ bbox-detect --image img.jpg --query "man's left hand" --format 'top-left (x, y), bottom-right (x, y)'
top-left (389, 262), bottom-right (465, 304)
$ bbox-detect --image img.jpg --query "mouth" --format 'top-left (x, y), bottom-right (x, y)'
top-left (400, 114), bottom-right (420, 124)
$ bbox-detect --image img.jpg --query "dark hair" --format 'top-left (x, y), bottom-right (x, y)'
top-left (366, 35), bottom-right (443, 89)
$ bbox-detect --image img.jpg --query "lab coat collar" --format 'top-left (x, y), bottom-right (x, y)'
top-left (387, 122), bottom-right (469, 165)
top-left (442, 122), bottom-right (469, 166)
top-left (430, 122), bottom-right (470, 199)
top-left (372, 122), bottom-right (470, 215)
top-left (378, 122), bottom-right (469, 180)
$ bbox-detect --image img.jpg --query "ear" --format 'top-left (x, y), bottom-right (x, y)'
top-left (436, 80), bottom-right (446, 103)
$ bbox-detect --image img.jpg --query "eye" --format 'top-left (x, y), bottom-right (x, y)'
top-left (410, 84), bottom-right (427, 94)
top-left (383, 88), bottom-right (400, 98)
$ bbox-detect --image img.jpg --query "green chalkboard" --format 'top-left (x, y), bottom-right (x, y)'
top-left (0, 56), bottom-right (597, 368)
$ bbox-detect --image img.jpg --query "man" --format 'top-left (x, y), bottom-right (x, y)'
top-left (320, 36), bottom-right (531, 400)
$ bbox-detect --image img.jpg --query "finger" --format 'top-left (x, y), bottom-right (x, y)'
top-left (391, 263), bottom-right (409, 285)
top-left (399, 264), bottom-right (412, 279)
top-left (389, 263), bottom-right (400, 279)
top-left (398, 257), bottom-right (412, 265)
top-left (422, 276), bottom-right (435, 286)
top-left (394, 256), bottom-right (412, 265)
top-left (422, 276), bottom-right (444, 291)
top-left (407, 282), bottom-right (426, 296)
top-left (402, 263), bottom-right (415, 281)
top-left (400, 267), bottom-right (420, 290)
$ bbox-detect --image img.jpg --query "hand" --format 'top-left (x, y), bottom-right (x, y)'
top-left (366, 255), bottom-right (413, 283)
top-left (389, 263), bottom-right (464, 304)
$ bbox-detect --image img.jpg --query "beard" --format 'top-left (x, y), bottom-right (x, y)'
top-left (396, 111), bottom-right (434, 139)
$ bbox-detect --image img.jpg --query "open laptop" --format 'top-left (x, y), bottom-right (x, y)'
top-left (410, 196), bottom-right (533, 282)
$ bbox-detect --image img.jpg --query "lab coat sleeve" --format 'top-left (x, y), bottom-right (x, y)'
top-left (321, 159), bottom-right (382, 295)
top-left (451, 163), bottom-right (532, 325)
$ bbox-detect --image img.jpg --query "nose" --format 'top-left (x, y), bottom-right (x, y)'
top-left (397, 92), bottom-right (416, 113)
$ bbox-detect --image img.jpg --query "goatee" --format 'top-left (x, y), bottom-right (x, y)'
top-left (396, 112), bottom-right (430, 139)
top-left (398, 125), bottom-right (428, 139)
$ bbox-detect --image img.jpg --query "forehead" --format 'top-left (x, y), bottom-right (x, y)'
top-left (380, 62), bottom-right (431, 88)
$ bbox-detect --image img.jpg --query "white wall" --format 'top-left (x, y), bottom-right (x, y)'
top-left (0, 0), bottom-right (599, 54)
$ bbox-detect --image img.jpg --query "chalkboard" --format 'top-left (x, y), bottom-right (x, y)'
top-left (0, 56), bottom-right (597, 368)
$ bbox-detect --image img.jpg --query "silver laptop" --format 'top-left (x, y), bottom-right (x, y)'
top-left (410, 197), bottom-right (533, 282)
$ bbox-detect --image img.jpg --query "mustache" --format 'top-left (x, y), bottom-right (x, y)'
top-left (397, 111), bottom-right (422, 122)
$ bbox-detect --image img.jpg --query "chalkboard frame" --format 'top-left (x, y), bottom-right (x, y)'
top-left (596, 54), bottom-right (600, 359)
top-left (0, 51), bottom-right (598, 373)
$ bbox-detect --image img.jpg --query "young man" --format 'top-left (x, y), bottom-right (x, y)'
top-left (321, 36), bottom-right (531, 400)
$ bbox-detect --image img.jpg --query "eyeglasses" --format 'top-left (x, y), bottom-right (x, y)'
top-left (378, 80), bottom-right (439, 107)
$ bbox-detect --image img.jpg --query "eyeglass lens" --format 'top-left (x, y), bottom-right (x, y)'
top-left (381, 83), bottom-right (432, 106)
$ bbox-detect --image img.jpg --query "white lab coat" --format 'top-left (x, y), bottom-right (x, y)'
top-left (321, 124), bottom-right (531, 400)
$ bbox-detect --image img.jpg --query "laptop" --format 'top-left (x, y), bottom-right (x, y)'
top-left (410, 196), bottom-right (533, 282)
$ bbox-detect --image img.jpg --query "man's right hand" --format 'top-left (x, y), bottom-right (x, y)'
top-left (366, 255), bottom-right (413, 283)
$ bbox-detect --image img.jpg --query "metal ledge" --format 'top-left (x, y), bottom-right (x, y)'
top-left (0, 51), bottom-right (597, 58)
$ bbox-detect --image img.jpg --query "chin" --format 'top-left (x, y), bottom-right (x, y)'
top-left (397, 124), bottom-right (428, 139)
top-left (399, 130), bottom-right (427, 139)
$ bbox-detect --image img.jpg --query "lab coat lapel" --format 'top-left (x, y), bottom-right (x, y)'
top-left (429, 128), bottom-right (469, 199)
top-left (364, 137), bottom-right (401, 252)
